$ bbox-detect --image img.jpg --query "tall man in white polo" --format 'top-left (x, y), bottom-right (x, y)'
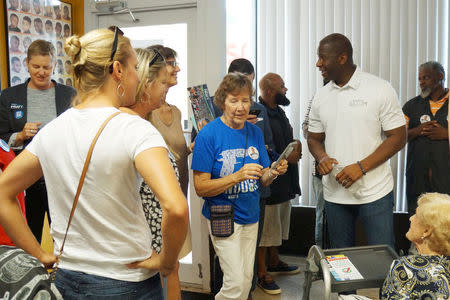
top-left (307, 33), bottom-right (406, 249)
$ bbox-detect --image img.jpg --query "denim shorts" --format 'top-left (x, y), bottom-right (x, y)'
top-left (54, 268), bottom-right (163, 300)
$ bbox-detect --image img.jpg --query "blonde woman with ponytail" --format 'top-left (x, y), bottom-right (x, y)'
top-left (0, 28), bottom-right (188, 299)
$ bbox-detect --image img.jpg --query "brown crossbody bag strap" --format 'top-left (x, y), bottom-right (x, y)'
top-left (51, 111), bottom-right (121, 281)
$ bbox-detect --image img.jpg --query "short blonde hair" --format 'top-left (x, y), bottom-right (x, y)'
top-left (27, 39), bottom-right (55, 61)
top-left (64, 28), bottom-right (131, 104)
top-left (135, 48), bottom-right (166, 103)
top-left (416, 193), bottom-right (450, 255)
top-left (213, 72), bottom-right (253, 110)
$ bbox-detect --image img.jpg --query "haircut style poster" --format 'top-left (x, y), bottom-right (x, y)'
top-left (4, 0), bottom-right (73, 87)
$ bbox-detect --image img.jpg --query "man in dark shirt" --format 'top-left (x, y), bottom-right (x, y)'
top-left (256, 73), bottom-right (301, 295)
top-left (403, 61), bottom-right (449, 215)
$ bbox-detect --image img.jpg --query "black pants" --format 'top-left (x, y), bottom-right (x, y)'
top-left (25, 179), bottom-right (49, 243)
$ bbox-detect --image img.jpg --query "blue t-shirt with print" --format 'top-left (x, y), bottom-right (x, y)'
top-left (191, 118), bottom-right (271, 224)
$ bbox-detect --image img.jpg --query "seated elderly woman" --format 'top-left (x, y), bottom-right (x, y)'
top-left (191, 73), bottom-right (288, 300)
top-left (380, 192), bottom-right (450, 300)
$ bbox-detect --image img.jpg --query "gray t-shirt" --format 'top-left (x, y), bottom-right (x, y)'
top-left (27, 86), bottom-right (56, 126)
top-left (8, 87), bottom-right (56, 148)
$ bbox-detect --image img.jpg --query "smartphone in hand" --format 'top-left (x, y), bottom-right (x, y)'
top-left (271, 141), bottom-right (297, 169)
top-left (249, 109), bottom-right (261, 117)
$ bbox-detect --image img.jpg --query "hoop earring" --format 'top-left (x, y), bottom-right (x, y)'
top-left (116, 82), bottom-right (125, 99)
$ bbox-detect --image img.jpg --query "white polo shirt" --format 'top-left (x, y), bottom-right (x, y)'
top-left (308, 67), bottom-right (405, 205)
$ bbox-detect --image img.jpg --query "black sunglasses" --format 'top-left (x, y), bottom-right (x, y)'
top-left (149, 49), bottom-right (165, 68)
top-left (108, 26), bottom-right (124, 73)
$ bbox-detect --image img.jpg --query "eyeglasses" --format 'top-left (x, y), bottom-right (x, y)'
top-left (108, 26), bottom-right (124, 73)
top-left (166, 60), bottom-right (179, 67)
top-left (149, 49), bottom-right (165, 68)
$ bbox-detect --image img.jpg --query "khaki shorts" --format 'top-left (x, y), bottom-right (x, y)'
top-left (259, 200), bottom-right (291, 247)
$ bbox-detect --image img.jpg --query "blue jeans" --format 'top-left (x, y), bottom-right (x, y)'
top-left (54, 269), bottom-right (163, 300)
top-left (324, 191), bottom-right (395, 250)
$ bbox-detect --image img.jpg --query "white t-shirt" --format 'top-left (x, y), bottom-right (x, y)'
top-left (27, 107), bottom-right (167, 282)
top-left (309, 68), bottom-right (405, 205)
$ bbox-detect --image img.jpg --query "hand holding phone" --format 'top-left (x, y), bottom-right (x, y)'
top-left (271, 141), bottom-right (297, 169)
top-left (249, 109), bottom-right (261, 117)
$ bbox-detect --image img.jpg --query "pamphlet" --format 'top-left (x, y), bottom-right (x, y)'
top-left (187, 84), bottom-right (215, 132)
top-left (326, 255), bottom-right (364, 281)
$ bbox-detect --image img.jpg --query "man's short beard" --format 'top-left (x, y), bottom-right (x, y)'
top-left (420, 87), bottom-right (432, 98)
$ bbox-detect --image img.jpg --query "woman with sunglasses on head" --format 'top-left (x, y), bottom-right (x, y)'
top-left (145, 46), bottom-right (192, 296)
top-left (0, 28), bottom-right (188, 299)
top-left (120, 47), bottom-right (184, 299)
top-left (146, 45), bottom-right (191, 199)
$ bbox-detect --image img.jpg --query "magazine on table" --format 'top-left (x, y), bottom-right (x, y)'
top-left (326, 255), bottom-right (364, 281)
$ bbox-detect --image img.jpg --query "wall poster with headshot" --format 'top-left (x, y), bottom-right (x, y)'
top-left (4, 0), bottom-right (73, 87)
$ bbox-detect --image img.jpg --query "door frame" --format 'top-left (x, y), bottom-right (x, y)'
top-left (85, 0), bottom-right (226, 293)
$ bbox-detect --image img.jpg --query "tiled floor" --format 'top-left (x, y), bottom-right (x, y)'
top-left (182, 255), bottom-right (380, 300)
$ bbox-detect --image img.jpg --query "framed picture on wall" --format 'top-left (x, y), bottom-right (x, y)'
top-left (4, 0), bottom-right (73, 87)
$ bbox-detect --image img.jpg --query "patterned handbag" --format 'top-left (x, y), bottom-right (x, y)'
top-left (0, 246), bottom-right (62, 299)
top-left (210, 204), bottom-right (234, 237)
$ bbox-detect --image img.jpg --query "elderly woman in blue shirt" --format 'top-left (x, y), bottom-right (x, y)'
top-left (192, 73), bottom-right (287, 300)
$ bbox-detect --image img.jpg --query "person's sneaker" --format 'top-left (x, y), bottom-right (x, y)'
top-left (267, 261), bottom-right (301, 275)
top-left (257, 275), bottom-right (281, 295)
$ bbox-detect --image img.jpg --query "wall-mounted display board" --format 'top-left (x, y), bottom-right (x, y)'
top-left (4, 0), bottom-right (74, 87)
top-left (0, 0), bottom-right (83, 89)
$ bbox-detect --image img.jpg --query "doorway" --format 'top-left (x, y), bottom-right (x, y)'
top-left (98, 6), bottom-right (211, 291)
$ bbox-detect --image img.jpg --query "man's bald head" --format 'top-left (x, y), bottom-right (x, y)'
top-left (259, 73), bottom-right (289, 106)
top-left (319, 33), bottom-right (353, 65)
top-left (259, 73), bottom-right (282, 95)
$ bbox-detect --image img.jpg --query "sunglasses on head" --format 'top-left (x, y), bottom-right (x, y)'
top-left (108, 26), bottom-right (124, 73)
top-left (149, 49), bottom-right (165, 68)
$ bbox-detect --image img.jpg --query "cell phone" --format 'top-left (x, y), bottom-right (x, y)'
top-left (249, 109), bottom-right (261, 117)
top-left (271, 141), bottom-right (297, 169)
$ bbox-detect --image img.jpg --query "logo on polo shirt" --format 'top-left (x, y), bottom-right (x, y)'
top-left (420, 115), bottom-right (431, 123)
top-left (349, 99), bottom-right (367, 107)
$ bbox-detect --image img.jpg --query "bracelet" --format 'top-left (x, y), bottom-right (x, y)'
top-left (319, 156), bottom-right (329, 164)
top-left (357, 161), bottom-right (367, 175)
